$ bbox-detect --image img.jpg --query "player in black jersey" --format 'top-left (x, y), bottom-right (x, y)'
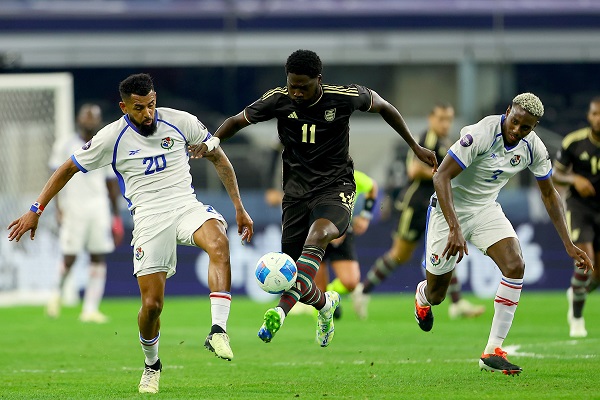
top-left (354, 103), bottom-right (485, 320)
top-left (191, 49), bottom-right (437, 346)
top-left (553, 97), bottom-right (600, 338)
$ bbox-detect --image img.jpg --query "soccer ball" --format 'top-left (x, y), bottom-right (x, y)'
top-left (255, 252), bottom-right (297, 294)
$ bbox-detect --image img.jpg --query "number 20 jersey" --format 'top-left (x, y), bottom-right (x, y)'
top-left (445, 114), bottom-right (552, 213)
top-left (244, 84), bottom-right (373, 199)
top-left (71, 107), bottom-right (212, 218)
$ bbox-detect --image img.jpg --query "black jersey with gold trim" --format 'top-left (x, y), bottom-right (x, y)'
top-left (555, 127), bottom-right (600, 210)
top-left (244, 84), bottom-right (372, 198)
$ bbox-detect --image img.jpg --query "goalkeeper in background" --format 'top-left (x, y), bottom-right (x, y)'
top-left (46, 103), bottom-right (124, 323)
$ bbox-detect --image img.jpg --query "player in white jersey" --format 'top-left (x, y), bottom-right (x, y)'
top-left (413, 93), bottom-right (593, 375)
top-left (46, 103), bottom-right (124, 323)
top-left (8, 73), bottom-right (254, 394)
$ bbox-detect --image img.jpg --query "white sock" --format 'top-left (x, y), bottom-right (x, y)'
top-left (210, 292), bottom-right (231, 332)
top-left (485, 276), bottom-right (523, 354)
top-left (82, 262), bottom-right (107, 314)
top-left (140, 332), bottom-right (160, 366)
top-left (416, 280), bottom-right (431, 307)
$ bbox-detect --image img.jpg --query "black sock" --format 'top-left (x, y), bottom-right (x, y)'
top-left (210, 324), bottom-right (225, 335)
top-left (146, 358), bottom-right (162, 371)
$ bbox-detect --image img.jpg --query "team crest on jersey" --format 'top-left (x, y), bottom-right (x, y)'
top-left (81, 140), bottom-right (92, 150)
top-left (430, 254), bottom-right (441, 266)
top-left (135, 247), bottom-right (144, 260)
top-left (161, 137), bottom-right (174, 150)
top-left (324, 108), bottom-right (336, 122)
top-left (510, 154), bottom-right (521, 166)
top-left (460, 134), bottom-right (473, 147)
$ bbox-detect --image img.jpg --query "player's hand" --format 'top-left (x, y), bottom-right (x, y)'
top-left (352, 215), bottom-right (370, 235)
top-left (7, 212), bottom-right (39, 242)
top-left (414, 145), bottom-right (438, 173)
top-left (236, 208), bottom-right (254, 244)
top-left (573, 175), bottom-right (596, 197)
top-left (188, 143), bottom-right (209, 159)
top-left (442, 226), bottom-right (468, 263)
top-left (112, 215), bottom-right (125, 247)
top-left (567, 244), bottom-right (594, 273)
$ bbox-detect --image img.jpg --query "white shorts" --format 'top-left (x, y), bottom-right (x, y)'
top-left (131, 202), bottom-right (227, 278)
top-left (59, 207), bottom-right (114, 255)
top-left (424, 201), bottom-right (517, 275)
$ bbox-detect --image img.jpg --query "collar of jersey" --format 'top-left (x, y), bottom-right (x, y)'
top-left (124, 110), bottom-right (158, 136)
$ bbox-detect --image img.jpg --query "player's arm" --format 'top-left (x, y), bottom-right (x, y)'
top-left (552, 160), bottom-right (596, 197)
top-left (408, 155), bottom-right (436, 181)
top-left (353, 174), bottom-right (379, 235)
top-left (537, 177), bottom-right (593, 272)
top-left (432, 155), bottom-right (468, 263)
top-left (189, 112), bottom-right (251, 159)
top-left (203, 146), bottom-right (254, 243)
top-left (7, 158), bottom-right (80, 242)
top-left (369, 90), bottom-right (438, 172)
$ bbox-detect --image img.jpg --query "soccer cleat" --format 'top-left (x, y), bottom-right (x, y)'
top-left (414, 300), bottom-right (434, 332)
top-left (479, 348), bottom-right (522, 375)
top-left (350, 283), bottom-right (370, 320)
top-left (79, 311), bottom-right (109, 324)
top-left (569, 317), bottom-right (588, 338)
top-left (204, 332), bottom-right (234, 361)
top-left (258, 308), bottom-right (282, 343)
top-left (138, 360), bottom-right (162, 394)
top-left (46, 293), bottom-right (61, 318)
top-left (448, 299), bottom-right (486, 319)
top-left (317, 291), bottom-right (340, 347)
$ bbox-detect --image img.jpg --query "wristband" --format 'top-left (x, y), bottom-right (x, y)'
top-left (363, 198), bottom-right (375, 213)
top-left (205, 136), bottom-right (220, 152)
top-left (30, 201), bottom-right (45, 216)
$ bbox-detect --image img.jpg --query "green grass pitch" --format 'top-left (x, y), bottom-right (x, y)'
top-left (1, 292), bottom-right (598, 399)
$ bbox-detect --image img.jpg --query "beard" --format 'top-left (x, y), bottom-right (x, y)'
top-left (138, 119), bottom-right (158, 137)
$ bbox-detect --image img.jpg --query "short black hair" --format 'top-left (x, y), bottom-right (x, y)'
top-left (285, 50), bottom-right (322, 78)
top-left (119, 73), bottom-right (154, 99)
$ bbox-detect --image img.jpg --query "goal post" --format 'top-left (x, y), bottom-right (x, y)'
top-left (0, 73), bottom-right (74, 305)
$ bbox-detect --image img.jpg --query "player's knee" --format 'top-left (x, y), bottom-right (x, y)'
top-left (141, 297), bottom-right (163, 318)
top-left (503, 258), bottom-right (525, 279)
top-left (204, 234), bottom-right (230, 264)
top-left (306, 229), bottom-right (336, 248)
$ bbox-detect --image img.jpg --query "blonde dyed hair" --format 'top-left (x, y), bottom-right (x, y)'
top-left (512, 92), bottom-right (544, 118)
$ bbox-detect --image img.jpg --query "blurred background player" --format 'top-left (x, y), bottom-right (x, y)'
top-left (313, 170), bottom-right (378, 320)
top-left (552, 96), bottom-right (600, 338)
top-left (46, 103), bottom-right (124, 323)
top-left (353, 103), bottom-right (485, 319)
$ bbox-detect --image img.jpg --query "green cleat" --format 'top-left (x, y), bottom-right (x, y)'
top-left (317, 291), bottom-right (340, 347)
top-left (258, 308), bottom-right (282, 343)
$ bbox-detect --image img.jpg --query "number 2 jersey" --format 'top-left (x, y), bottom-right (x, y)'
top-left (71, 107), bottom-right (213, 218)
top-left (444, 114), bottom-right (552, 213)
top-left (244, 84), bottom-right (373, 199)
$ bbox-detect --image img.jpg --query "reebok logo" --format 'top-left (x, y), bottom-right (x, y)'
top-left (288, 112), bottom-right (298, 119)
top-left (129, 149), bottom-right (141, 155)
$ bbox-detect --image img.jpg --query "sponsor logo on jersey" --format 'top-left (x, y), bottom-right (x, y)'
top-left (161, 137), bottom-right (174, 150)
top-left (81, 140), bottom-right (92, 150)
top-left (324, 108), bottom-right (336, 122)
top-left (460, 134), bottom-right (473, 147)
top-left (510, 154), bottom-right (521, 166)
top-left (135, 246), bottom-right (144, 260)
top-left (129, 149), bottom-right (141, 155)
top-left (288, 112), bottom-right (298, 119)
top-left (430, 253), bottom-right (441, 266)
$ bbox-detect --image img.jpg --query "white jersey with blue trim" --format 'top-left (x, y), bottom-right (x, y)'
top-left (49, 134), bottom-right (115, 212)
top-left (71, 107), bottom-right (212, 217)
top-left (442, 114), bottom-right (552, 213)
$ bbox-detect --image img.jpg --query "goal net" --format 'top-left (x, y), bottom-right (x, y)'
top-left (0, 73), bottom-right (74, 306)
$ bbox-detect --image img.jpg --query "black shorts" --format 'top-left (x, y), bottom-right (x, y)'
top-left (395, 190), bottom-right (431, 242)
top-left (281, 183), bottom-right (355, 261)
top-left (323, 231), bottom-right (357, 262)
top-left (566, 197), bottom-right (600, 249)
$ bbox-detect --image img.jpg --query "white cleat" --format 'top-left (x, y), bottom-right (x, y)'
top-left (79, 311), bottom-right (109, 324)
top-left (139, 363), bottom-right (161, 394)
top-left (448, 298), bottom-right (485, 319)
top-left (204, 333), bottom-right (234, 361)
top-left (569, 317), bottom-right (588, 338)
top-left (350, 283), bottom-right (370, 320)
top-left (317, 291), bottom-right (340, 347)
top-left (46, 293), bottom-right (61, 318)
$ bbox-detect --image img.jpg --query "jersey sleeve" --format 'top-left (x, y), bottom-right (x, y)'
top-left (354, 170), bottom-right (374, 196)
top-left (71, 127), bottom-right (114, 173)
top-left (244, 89), bottom-right (279, 124)
top-left (528, 135), bottom-right (553, 180)
top-left (350, 84), bottom-right (374, 112)
top-left (555, 137), bottom-right (574, 169)
top-left (185, 114), bottom-right (211, 146)
top-left (447, 124), bottom-right (489, 170)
